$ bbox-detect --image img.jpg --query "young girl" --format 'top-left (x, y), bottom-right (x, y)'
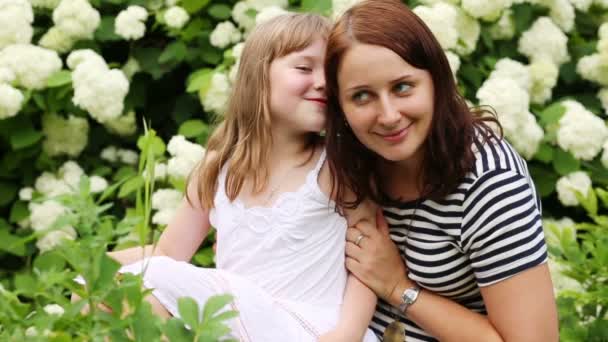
top-left (107, 13), bottom-right (378, 342)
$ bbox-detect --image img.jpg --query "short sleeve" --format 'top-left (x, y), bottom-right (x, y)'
top-left (460, 169), bottom-right (548, 287)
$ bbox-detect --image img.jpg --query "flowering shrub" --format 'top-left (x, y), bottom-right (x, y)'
top-left (0, 0), bottom-right (607, 339)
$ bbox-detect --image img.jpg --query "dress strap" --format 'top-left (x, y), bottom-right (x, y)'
top-left (311, 149), bottom-right (326, 178)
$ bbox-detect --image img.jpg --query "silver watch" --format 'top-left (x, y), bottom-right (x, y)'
top-left (398, 285), bottom-right (421, 314)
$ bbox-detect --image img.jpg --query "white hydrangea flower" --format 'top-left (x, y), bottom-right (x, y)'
top-left (34, 172), bottom-right (71, 197)
top-left (489, 9), bottom-right (515, 40)
top-left (210, 21), bottom-right (242, 49)
top-left (518, 17), bottom-right (569, 66)
top-left (577, 53), bottom-right (608, 86)
top-left (167, 135), bottom-right (205, 179)
top-left (30, 0), bottom-right (61, 8)
top-left (53, 0), bottom-right (100, 40)
top-left (601, 139), bottom-right (608, 168)
top-left (43, 304), bottom-right (65, 316)
top-left (548, 0), bottom-right (575, 32)
top-left (255, 5), bottom-right (289, 24)
top-left (115, 5), bottom-right (148, 40)
top-left (164, 6), bottom-right (189, 29)
top-left (556, 171), bottom-right (592, 206)
top-left (28, 200), bottom-right (68, 232)
top-left (19, 187), bottom-right (33, 201)
top-left (0, 0), bottom-right (34, 49)
top-left (332, 0), bottom-right (362, 18)
top-left (228, 42), bottom-right (245, 82)
top-left (0, 44), bottom-right (62, 90)
top-left (202, 71), bottom-right (231, 114)
top-left (151, 188), bottom-right (182, 225)
top-left (544, 217), bottom-right (576, 249)
top-left (24, 327), bottom-right (38, 337)
top-left (89, 175), bottom-right (108, 193)
top-left (557, 100), bottom-right (608, 160)
top-left (0, 66), bottom-right (15, 83)
top-left (461, 0), bottom-right (511, 21)
top-left (0, 83), bottom-right (23, 119)
top-left (570, 0), bottom-right (593, 10)
top-left (548, 258), bottom-right (583, 294)
top-left (100, 146), bottom-right (118, 162)
top-left (508, 112), bottom-right (544, 159)
top-left (453, 8), bottom-right (480, 56)
top-left (445, 51), bottom-right (461, 78)
top-left (67, 49), bottom-right (129, 123)
top-left (476, 77), bottom-right (529, 135)
top-left (413, 3), bottom-right (459, 50)
top-left (143, 162), bottom-right (168, 181)
top-left (117, 149), bottom-right (138, 165)
top-left (41, 113), bottom-right (89, 157)
top-left (103, 110), bottom-right (137, 136)
top-left (529, 60), bottom-right (559, 105)
top-left (39, 27), bottom-right (75, 53)
top-left (59, 160), bottom-right (85, 188)
top-left (599, 88), bottom-right (608, 114)
top-left (489, 58), bottom-right (530, 91)
top-left (248, 0), bottom-right (288, 11)
top-left (36, 226), bottom-right (77, 252)
top-left (232, 1), bottom-right (256, 31)
top-left (232, 42), bottom-right (245, 60)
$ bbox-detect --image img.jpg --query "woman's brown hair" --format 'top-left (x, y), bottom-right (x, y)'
top-left (190, 13), bottom-right (331, 209)
top-left (324, 0), bottom-right (500, 209)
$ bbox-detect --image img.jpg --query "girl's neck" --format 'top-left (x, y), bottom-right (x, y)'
top-left (268, 129), bottom-right (317, 166)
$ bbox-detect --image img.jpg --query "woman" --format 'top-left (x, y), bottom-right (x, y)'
top-left (324, 0), bottom-right (559, 341)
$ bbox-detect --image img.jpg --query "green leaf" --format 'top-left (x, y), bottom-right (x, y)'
top-left (164, 318), bottom-right (194, 341)
top-left (159, 41), bottom-right (189, 64)
top-left (95, 15), bottom-right (123, 41)
top-left (0, 227), bottom-right (26, 256)
top-left (137, 134), bottom-right (166, 157)
top-left (529, 165), bottom-right (558, 197)
top-left (552, 149), bottom-right (580, 176)
top-left (134, 47), bottom-right (168, 80)
top-left (182, 0), bottom-right (212, 14)
top-left (575, 188), bottom-right (598, 216)
top-left (208, 4), bottom-right (232, 20)
top-left (91, 254), bottom-right (121, 292)
top-left (0, 181), bottom-right (18, 207)
top-left (512, 3), bottom-right (534, 35)
top-left (9, 200), bottom-right (29, 224)
top-left (186, 68), bottom-right (214, 93)
top-left (538, 103), bottom-right (566, 126)
top-left (177, 297), bottom-right (201, 330)
top-left (178, 120), bottom-right (208, 138)
top-left (192, 246), bottom-right (215, 267)
top-left (596, 188), bottom-right (608, 209)
top-left (46, 70), bottom-right (72, 88)
top-left (303, 0), bottom-right (331, 14)
top-left (10, 125), bottom-right (43, 150)
top-left (34, 250), bottom-right (66, 272)
top-left (118, 175), bottom-right (145, 198)
top-left (202, 294), bottom-right (233, 322)
top-left (533, 143), bottom-right (553, 163)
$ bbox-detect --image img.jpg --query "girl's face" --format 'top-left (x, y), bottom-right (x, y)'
top-left (337, 43), bottom-right (434, 166)
top-left (268, 37), bottom-right (327, 135)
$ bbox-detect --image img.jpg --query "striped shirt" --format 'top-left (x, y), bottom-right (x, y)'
top-left (370, 133), bottom-right (548, 341)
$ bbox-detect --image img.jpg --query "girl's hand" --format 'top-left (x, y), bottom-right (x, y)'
top-left (345, 208), bottom-right (408, 302)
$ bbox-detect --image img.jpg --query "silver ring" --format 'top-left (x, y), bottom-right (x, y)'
top-left (355, 234), bottom-right (366, 247)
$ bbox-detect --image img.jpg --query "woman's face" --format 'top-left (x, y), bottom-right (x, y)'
top-left (337, 43), bottom-right (434, 166)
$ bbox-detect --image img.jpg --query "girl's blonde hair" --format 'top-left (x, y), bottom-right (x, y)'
top-left (192, 13), bottom-right (331, 209)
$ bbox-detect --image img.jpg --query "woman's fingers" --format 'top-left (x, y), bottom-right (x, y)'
top-left (376, 208), bottom-right (390, 236)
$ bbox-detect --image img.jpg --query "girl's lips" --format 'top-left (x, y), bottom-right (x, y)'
top-left (306, 98), bottom-right (327, 105)
top-left (378, 124), bottom-right (411, 143)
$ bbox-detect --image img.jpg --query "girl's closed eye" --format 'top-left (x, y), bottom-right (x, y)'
top-left (295, 65), bottom-right (312, 72)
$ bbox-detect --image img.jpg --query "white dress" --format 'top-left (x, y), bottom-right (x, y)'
top-left (119, 151), bottom-right (378, 341)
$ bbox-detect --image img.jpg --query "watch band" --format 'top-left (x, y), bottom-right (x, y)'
top-left (398, 284), bottom-right (421, 315)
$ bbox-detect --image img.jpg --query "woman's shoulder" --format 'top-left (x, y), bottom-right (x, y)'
top-left (469, 127), bottom-right (530, 180)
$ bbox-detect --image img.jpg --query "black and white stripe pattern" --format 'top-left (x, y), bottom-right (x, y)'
top-left (370, 133), bottom-right (547, 341)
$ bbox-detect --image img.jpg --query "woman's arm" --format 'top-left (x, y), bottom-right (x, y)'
top-left (109, 168), bottom-right (212, 265)
top-left (346, 211), bottom-right (558, 342)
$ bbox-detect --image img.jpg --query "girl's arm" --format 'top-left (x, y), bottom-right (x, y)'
top-left (109, 166), bottom-right (212, 265)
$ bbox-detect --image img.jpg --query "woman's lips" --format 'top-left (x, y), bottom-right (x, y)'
top-left (378, 124), bottom-right (411, 143)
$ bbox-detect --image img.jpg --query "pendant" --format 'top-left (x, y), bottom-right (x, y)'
top-left (383, 320), bottom-right (407, 342)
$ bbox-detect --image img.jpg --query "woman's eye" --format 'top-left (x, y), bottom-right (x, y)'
top-left (394, 82), bottom-right (412, 94)
top-left (352, 91), bottom-right (370, 103)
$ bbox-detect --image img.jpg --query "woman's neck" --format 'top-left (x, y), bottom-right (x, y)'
top-left (380, 152), bottom-right (425, 201)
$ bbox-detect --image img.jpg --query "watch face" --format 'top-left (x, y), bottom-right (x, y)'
top-left (403, 288), bottom-right (417, 303)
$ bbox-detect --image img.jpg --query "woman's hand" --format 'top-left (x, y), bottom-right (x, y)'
top-left (345, 208), bottom-right (409, 302)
